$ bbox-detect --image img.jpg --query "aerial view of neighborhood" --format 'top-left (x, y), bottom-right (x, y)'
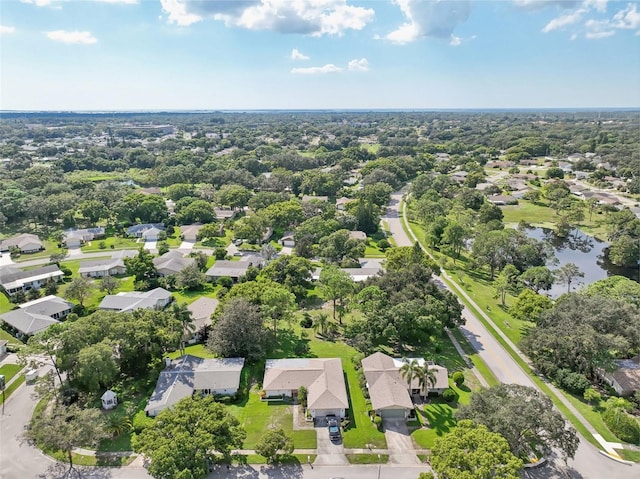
top-left (1, 1), bottom-right (639, 479)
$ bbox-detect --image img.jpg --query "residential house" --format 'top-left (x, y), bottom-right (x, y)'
top-left (487, 195), bottom-right (518, 206)
top-left (262, 227), bottom-right (274, 244)
top-left (362, 352), bottom-right (449, 419)
top-left (302, 195), bottom-right (329, 203)
top-left (98, 287), bottom-right (172, 312)
top-left (603, 358), bottom-right (640, 396)
top-left (126, 223), bottom-right (165, 238)
top-left (139, 187), bottom-right (163, 195)
top-left (186, 297), bottom-right (219, 342)
top-left (145, 356), bottom-right (245, 417)
top-left (153, 250), bottom-right (195, 277)
top-left (0, 295), bottom-right (72, 338)
top-left (180, 224), bottom-right (203, 242)
top-left (312, 259), bottom-right (384, 283)
top-left (142, 227), bottom-right (164, 241)
top-left (78, 259), bottom-right (126, 278)
top-left (279, 231), bottom-right (296, 247)
top-left (0, 265), bottom-right (63, 296)
top-left (262, 358), bottom-right (349, 419)
top-left (205, 256), bottom-right (261, 282)
top-left (348, 231), bottom-right (367, 242)
top-left (450, 171), bottom-right (468, 184)
top-left (486, 160), bottom-right (515, 169)
top-left (519, 159), bottom-right (540, 166)
top-left (0, 233), bottom-right (44, 254)
top-left (63, 228), bottom-right (105, 248)
top-left (335, 197), bottom-right (353, 211)
top-left (213, 208), bottom-right (237, 220)
top-left (558, 161), bottom-right (573, 173)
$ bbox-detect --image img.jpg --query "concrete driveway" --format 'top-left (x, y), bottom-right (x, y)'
top-left (383, 419), bottom-right (420, 465)
top-left (178, 240), bottom-right (195, 251)
top-left (313, 425), bottom-right (348, 465)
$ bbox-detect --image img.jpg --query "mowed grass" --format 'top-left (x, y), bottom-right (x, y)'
top-left (0, 363), bottom-right (23, 383)
top-left (167, 344), bottom-right (216, 360)
top-left (0, 293), bottom-right (16, 315)
top-left (81, 236), bottom-right (139, 252)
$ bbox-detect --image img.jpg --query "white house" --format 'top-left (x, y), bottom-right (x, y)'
top-left (0, 233), bottom-right (44, 254)
top-left (0, 295), bottom-right (72, 338)
top-left (279, 232), bottom-right (296, 248)
top-left (603, 358), bottom-right (640, 396)
top-left (98, 287), bottom-right (173, 312)
top-left (78, 259), bottom-right (126, 278)
top-left (126, 223), bottom-right (165, 238)
top-left (63, 228), bottom-right (105, 248)
top-left (0, 265), bottom-right (63, 296)
top-left (153, 250), bottom-right (195, 277)
top-left (101, 390), bottom-right (118, 410)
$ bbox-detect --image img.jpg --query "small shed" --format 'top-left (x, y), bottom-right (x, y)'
top-left (101, 390), bottom-right (118, 410)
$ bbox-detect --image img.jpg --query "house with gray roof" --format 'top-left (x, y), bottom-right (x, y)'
top-left (79, 259), bottom-right (126, 278)
top-left (603, 357), bottom-right (640, 397)
top-left (205, 256), bottom-right (261, 282)
top-left (98, 287), bottom-right (172, 312)
top-left (153, 250), bottom-right (195, 277)
top-left (362, 352), bottom-right (449, 419)
top-left (63, 228), bottom-right (105, 248)
top-left (187, 297), bottom-right (219, 341)
top-left (126, 223), bottom-right (165, 238)
top-left (0, 295), bottom-right (72, 337)
top-left (180, 224), bottom-right (203, 242)
top-left (262, 358), bottom-right (348, 419)
top-left (0, 233), bottom-right (44, 254)
top-left (145, 355), bottom-right (244, 417)
top-left (0, 265), bottom-right (63, 296)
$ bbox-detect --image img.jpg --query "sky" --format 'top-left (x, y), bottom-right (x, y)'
top-left (0, 0), bottom-right (639, 110)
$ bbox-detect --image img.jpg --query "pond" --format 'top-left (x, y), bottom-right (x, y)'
top-left (523, 226), bottom-right (637, 298)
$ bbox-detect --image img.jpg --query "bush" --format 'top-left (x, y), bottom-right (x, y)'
top-left (99, 241), bottom-right (106, 249)
top-left (299, 315), bottom-right (313, 328)
top-left (132, 410), bottom-right (154, 434)
top-left (60, 266), bottom-right (72, 277)
top-left (377, 239), bottom-right (390, 250)
top-left (452, 371), bottom-right (465, 386)
top-left (554, 369), bottom-right (591, 395)
top-left (217, 276), bottom-right (234, 289)
top-left (373, 415), bottom-right (382, 429)
top-left (583, 387), bottom-right (602, 405)
top-left (602, 408), bottom-right (640, 444)
top-left (442, 389), bottom-right (457, 403)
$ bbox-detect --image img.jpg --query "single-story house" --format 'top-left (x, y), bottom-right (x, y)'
top-left (0, 295), bottom-right (72, 337)
top-left (486, 160), bottom-right (515, 169)
top-left (595, 193), bottom-right (620, 206)
top-left (312, 259), bottom-right (384, 283)
top-left (263, 358), bottom-right (349, 419)
top-left (213, 208), bottom-right (237, 220)
top-left (335, 197), bottom-right (353, 211)
top-left (205, 257), bottom-right (260, 282)
top-left (0, 233), bottom-right (44, 254)
top-left (145, 355), bottom-right (245, 417)
top-left (126, 223), bottom-right (165, 238)
top-left (487, 195), bottom-right (518, 206)
top-left (186, 297), bottom-right (219, 342)
top-left (78, 259), bottom-right (126, 278)
top-left (349, 231), bottom-right (367, 242)
top-left (63, 228), bottom-right (105, 248)
top-left (279, 232), bottom-right (296, 247)
top-left (153, 250), bottom-right (195, 277)
top-left (302, 195), bottom-right (329, 203)
top-left (139, 187), bottom-right (162, 195)
top-left (262, 227), bottom-right (274, 244)
top-left (0, 265), bottom-right (63, 296)
top-left (98, 287), bottom-right (173, 312)
top-left (142, 227), bottom-right (164, 241)
top-left (362, 352), bottom-right (449, 419)
top-left (603, 358), bottom-right (640, 396)
top-left (180, 224), bottom-right (203, 242)
top-left (450, 171), bottom-right (468, 184)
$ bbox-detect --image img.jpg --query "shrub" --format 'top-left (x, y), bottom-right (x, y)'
top-left (132, 410), bottom-right (154, 434)
top-left (554, 369), bottom-right (591, 395)
top-left (373, 415), bottom-right (382, 429)
top-left (377, 239), bottom-right (390, 250)
top-left (60, 266), bottom-right (72, 277)
top-left (99, 241), bottom-right (106, 249)
top-left (442, 389), bottom-right (457, 403)
top-left (299, 315), bottom-right (313, 329)
top-left (452, 371), bottom-right (465, 386)
top-left (602, 408), bottom-right (640, 444)
top-left (217, 276), bottom-right (234, 289)
top-left (583, 387), bottom-right (602, 405)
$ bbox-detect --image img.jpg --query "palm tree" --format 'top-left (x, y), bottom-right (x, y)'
top-left (170, 302), bottom-right (195, 356)
top-left (313, 312), bottom-right (329, 337)
top-left (400, 358), bottom-right (420, 395)
top-left (417, 361), bottom-right (437, 402)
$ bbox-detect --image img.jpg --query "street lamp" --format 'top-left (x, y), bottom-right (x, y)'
top-left (377, 453), bottom-right (381, 479)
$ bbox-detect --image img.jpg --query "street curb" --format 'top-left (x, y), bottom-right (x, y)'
top-left (598, 450), bottom-right (634, 465)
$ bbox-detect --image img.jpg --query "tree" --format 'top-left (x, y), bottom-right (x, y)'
top-left (217, 184), bottom-right (251, 210)
top-left (207, 298), bottom-right (266, 361)
top-left (457, 384), bottom-right (578, 461)
top-left (385, 243), bottom-right (440, 275)
top-left (318, 265), bottom-right (355, 324)
top-left (493, 264), bottom-right (519, 306)
top-left (441, 221), bottom-right (467, 258)
top-left (44, 277), bottom-right (59, 295)
top-left (75, 340), bottom-right (118, 394)
top-left (24, 404), bottom-right (109, 477)
top-left (417, 361), bottom-right (437, 401)
top-left (317, 229), bottom-right (365, 265)
top-left (585, 275), bottom-right (640, 307)
top-left (124, 248), bottom-right (157, 281)
top-left (260, 255), bottom-right (314, 301)
top-left (429, 420), bottom-right (523, 479)
top-left (64, 276), bottom-right (94, 307)
top-left (519, 266), bottom-right (554, 293)
top-left (132, 396), bottom-right (245, 479)
top-left (400, 358), bottom-right (419, 391)
top-left (255, 428), bottom-right (294, 463)
top-left (260, 285), bottom-right (296, 335)
top-left (233, 215), bottom-right (267, 244)
top-left (608, 235), bottom-right (640, 268)
top-left (178, 199), bottom-right (216, 224)
top-left (510, 289), bottom-right (552, 323)
top-left (170, 302), bottom-right (195, 356)
top-left (260, 243), bottom-right (278, 263)
top-left (555, 263), bottom-right (584, 293)
top-left (99, 275), bottom-right (121, 294)
top-left (176, 263), bottom-right (206, 291)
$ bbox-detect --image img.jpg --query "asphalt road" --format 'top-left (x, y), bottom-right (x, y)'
top-left (384, 189), bottom-right (638, 479)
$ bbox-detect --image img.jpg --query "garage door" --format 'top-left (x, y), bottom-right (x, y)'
top-left (315, 408), bottom-right (342, 418)
top-left (380, 408), bottom-right (406, 419)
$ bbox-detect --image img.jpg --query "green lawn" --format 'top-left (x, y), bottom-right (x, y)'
top-left (450, 328), bottom-right (499, 387)
top-left (0, 375), bottom-right (25, 405)
top-left (167, 344), bottom-right (216, 359)
top-left (242, 453), bottom-right (316, 465)
top-left (617, 449), bottom-right (640, 462)
top-left (81, 236), bottom-right (139, 252)
top-left (346, 454), bottom-right (389, 464)
top-left (0, 328), bottom-right (22, 346)
top-left (561, 392), bottom-right (620, 443)
top-left (0, 364), bottom-right (23, 383)
top-left (0, 293), bottom-right (15, 314)
top-left (172, 283), bottom-right (220, 305)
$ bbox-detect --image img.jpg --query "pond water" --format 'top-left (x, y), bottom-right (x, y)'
top-left (523, 226), bottom-right (637, 298)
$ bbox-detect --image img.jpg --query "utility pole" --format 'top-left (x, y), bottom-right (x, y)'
top-left (377, 453), bottom-right (381, 479)
top-left (0, 374), bottom-right (5, 415)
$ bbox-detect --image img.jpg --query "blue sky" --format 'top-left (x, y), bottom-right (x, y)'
top-left (1, 0), bottom-right (639, 110)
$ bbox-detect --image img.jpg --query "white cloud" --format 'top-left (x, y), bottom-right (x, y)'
top-left (584, 0), bottom-right (608, 13)
top-left (161, 0), bottom-right (374, 36)
top-left (291, 64), bottom-right (343, 74)
top-left (542, 9), bottom-right (584, 32)
top-left (46, 30), bottom-right (97, 44)
top-left (612, 3), bottom-right (640, 29)
top-left (291, 48), bottom-right (310, 61)
top-left (449, 35), bottom-right (461, 46)
top-left (0, 25), bottom-right (16, 34)
top-left (94, 0), bottom-right (138, 3)
top-left (384, 0), bottom-right (472, 44)
top-left (514, 0), bottom-right (580, 10)
top-left (347, 58), bottom-right (369, 72)
top-left (585, 28), bottom-right (615, 38)
top-left (584, 18), bottom-right (615, 38)
top-left (21, 0), bottom-right (55, 5)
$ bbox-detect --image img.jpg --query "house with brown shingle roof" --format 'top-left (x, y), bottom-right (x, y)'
top-left (603, 358), bottom-right (640, 396)
top-left (262, 358), bottom-right (348, 419)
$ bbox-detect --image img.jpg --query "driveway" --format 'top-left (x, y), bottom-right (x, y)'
top-left (178, 240), bottom-right (195, 251)
top-left (383, 419), bottom-right (420, 464)
top-left (144, 240), bottom-right (157, 252)
top-left (313, 425), bottom-right (348, 465)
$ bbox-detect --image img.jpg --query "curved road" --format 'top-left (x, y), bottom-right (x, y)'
top-left (383, 190), bottom-right (637, 479)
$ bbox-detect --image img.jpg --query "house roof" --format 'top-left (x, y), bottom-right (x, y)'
top-left (263, 358), bottom-right (348, 410)
top-left (205, 260), bottom-right (254, 278)
top-left (302, 195), bottom-right (329, 202)
top-left (349, 231), bottom-right (367, 241)
top-left (611, 358), bottom-right (640, 394)
top-left (180, 223), bottom-right (203, 239)
top-left (187, 297), bottom-right (219, 331)
top-left (101, 390), bottom-right (117, 400)
top-left (64, 227), bottom-right (105, 241)
top-left (0, 265), bottom-right (63, 291)
top-left (145, 355), bottom-right (244, 414)
top-left (153, 251), bottom-right (195, 275)
top-left (126, 223), bottom-right (165, 235)
top-left (78, 259), bottom-right (124, 274)
top-left (142, 227), bottom-right (164, 238)
top-left (0, 295), bottom-right (71, 335)
top-left (0, 233), bottom-right (43, 251)
top-left (98, 287), bottom-right (172, 312)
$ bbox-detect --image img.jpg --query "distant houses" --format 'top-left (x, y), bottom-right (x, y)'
top-left (205, 256), bottom-right (261, 283)
top-left (0, 265), bottom-right (63, 296)
top-left (98, 287), bottom-right (172, 312)
top-left (145, 356), bottom-right (245, 417)
top-left (63, 228), bottom-right (105, 248)
top-left (0, 295), bottom-right (72, 338)
top-left (0, 233), bottom-right (44, 254)
top-left (79, 259), bottom-right (126, 278)
top-left (153, 250), bottom-right (195, 277)
top-left (180, 224), bottom-right (203, 242)
top-left (126, 223), bottom-right (165, 239)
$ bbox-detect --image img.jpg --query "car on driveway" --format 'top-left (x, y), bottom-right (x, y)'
top-left (327, 416), bottom-right (341, 441)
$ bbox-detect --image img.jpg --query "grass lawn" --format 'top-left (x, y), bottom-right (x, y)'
top-left (0, 375), bottom-right (25, 405)
top-left (561, 393), bottom-right (620, 443)
top-left (167, 344), bottom-right (216, 359)
top-left (364, 245), bottom-right (386, 258)
top-left (617, 449), bottom-right (640, 462)
top-left (0, 293), bottom-right (17, 315)
top-left (242, 453), bottom-right (316, 465)
top-left (346, 454), bottom-right (389, 464)
top-left (0, 328), bottom-right (22, 346)
top-left (172, 283), bottom-right (220, 305)
top-left (81, 236), bottom-right (140, 252)
top-left (0, 363), bottom-right (23, 383)
top-left (450, 328), bottom-right (500, 387)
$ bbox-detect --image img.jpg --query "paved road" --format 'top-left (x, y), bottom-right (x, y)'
top-left (384, 189), bottom-right (638, 479)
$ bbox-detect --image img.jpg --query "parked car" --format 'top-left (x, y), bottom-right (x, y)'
top-left (233, 239), bottom-right (243, 246)
top-left (327, 416), bottom-right (341, 441)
